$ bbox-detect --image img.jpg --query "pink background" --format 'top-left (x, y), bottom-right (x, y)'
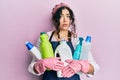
top-left (0, 0), bottom-right (120, 80)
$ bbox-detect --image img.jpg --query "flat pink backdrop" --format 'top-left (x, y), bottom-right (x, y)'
top-left (0, 0), bottom-right (120, 80)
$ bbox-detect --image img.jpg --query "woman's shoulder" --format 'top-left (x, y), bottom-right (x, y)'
top-left (47, 30), bottom-right (53, 35)
top-left (46, 30), bottom-right (54, 39)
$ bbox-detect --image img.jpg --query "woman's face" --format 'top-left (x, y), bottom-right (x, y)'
top-left (59, 8), bottom-right (71, 31)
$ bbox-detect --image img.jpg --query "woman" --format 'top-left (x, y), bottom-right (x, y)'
top-left (28, 3), bottom-right (99, 80)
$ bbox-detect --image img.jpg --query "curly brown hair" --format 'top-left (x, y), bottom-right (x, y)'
top-left (52, 6), bottom-right (76, 41)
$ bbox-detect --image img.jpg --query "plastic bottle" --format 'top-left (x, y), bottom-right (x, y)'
top-left (80, 36), bottom-right (91, 60)
top-left (25, 41), bottom-right (41, 60)
top-left (73, 37), bottom-right (84, 60)
top-left (54, 39), bottom-right (73, 77)
top-left (40, 32), bottom-right (54, 58)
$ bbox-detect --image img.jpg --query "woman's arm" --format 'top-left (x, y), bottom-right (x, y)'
top-left (72, 37), bottom-right (99, 77)
top-left (86, 51), bottom-right (100, 77)
top-left (27, 38), bottom-right (43, 76)
top-left (28, 31), bottom-right (54, 75)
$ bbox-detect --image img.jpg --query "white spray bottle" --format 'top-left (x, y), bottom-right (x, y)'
top-left (80, 36), bottom-right (91, 60)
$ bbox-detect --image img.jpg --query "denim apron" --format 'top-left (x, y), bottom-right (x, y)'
top-left (42, 31), bottom-right (80, 80)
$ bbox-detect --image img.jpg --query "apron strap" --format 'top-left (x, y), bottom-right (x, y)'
top-left (49, 31), bottom-right (55, 42)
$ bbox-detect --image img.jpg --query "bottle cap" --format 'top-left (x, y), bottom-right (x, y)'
top-left (25, 41), bottom-right (33, 50)
top-left (85, 36), bottom-right (91, 42)
top-left (40, 32), bottom-right (46, 35)
top-left (79, 37), bottom-right (84, 45)
top-left (40, 32), bottom-right (48, 40)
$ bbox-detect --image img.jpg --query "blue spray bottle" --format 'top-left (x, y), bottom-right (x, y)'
top-left (73, 37), bottom-right (84, 60)
top-left (55, 39), bottom-right (73, 77)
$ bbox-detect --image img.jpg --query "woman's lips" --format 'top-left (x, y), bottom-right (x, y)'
top-left (63, 24), bottom-right (68, 27)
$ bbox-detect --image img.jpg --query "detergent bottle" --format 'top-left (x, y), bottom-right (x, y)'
top-left (54, 39), bottom-right (73, 77)
top-left (40, 32), bottom-right (54, 58)
top-left (80, 36), bottom-right (91, 60)
top-left (25, 41), bottom-right (41, 60)
top-left (73, 37), bottom-right (84, 60)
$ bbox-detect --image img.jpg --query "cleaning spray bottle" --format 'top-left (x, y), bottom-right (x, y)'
top-left (73, 37), bottom-right (84, 60)
top-left (80, 36), bottom-right (91, 60)
top-left (25, 41), bottom-right (41, 60)
top-left (40, 32), bottom-right (54, 58)
top-left (54, 39), bottom-right (73, 77)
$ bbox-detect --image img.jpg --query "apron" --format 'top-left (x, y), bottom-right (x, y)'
top-left (42, 31), bottom-right (80, 80)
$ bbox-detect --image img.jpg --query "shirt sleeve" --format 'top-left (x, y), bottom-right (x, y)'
top-left (86, 51), bottom-right (100, 77)
top-left (27, 38), bottom-right (43, 76)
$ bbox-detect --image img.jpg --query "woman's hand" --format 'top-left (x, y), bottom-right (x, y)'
top-left (34, 57), bottom-right (64, 74)
top-left (62, 59), bottom-right (90, 78)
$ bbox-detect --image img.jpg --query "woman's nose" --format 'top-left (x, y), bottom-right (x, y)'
top-left (63, 17), bottom-right (67, 22)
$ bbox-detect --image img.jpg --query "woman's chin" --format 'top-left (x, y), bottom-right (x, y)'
top-left (61, 29), bottom-right (69, 31)
top-left (61, 27), bottom-right (69, 31)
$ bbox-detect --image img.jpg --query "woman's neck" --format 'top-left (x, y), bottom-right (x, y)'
top-left (54, 30), bottom-right (69, 41)
top-left (59, 30), bottom-right (68, 37)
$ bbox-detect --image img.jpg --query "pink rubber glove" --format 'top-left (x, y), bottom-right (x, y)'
top-left (34, 57), bottom-right (64, 74)
top-left (62, 59), bottom-right (90, 78)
